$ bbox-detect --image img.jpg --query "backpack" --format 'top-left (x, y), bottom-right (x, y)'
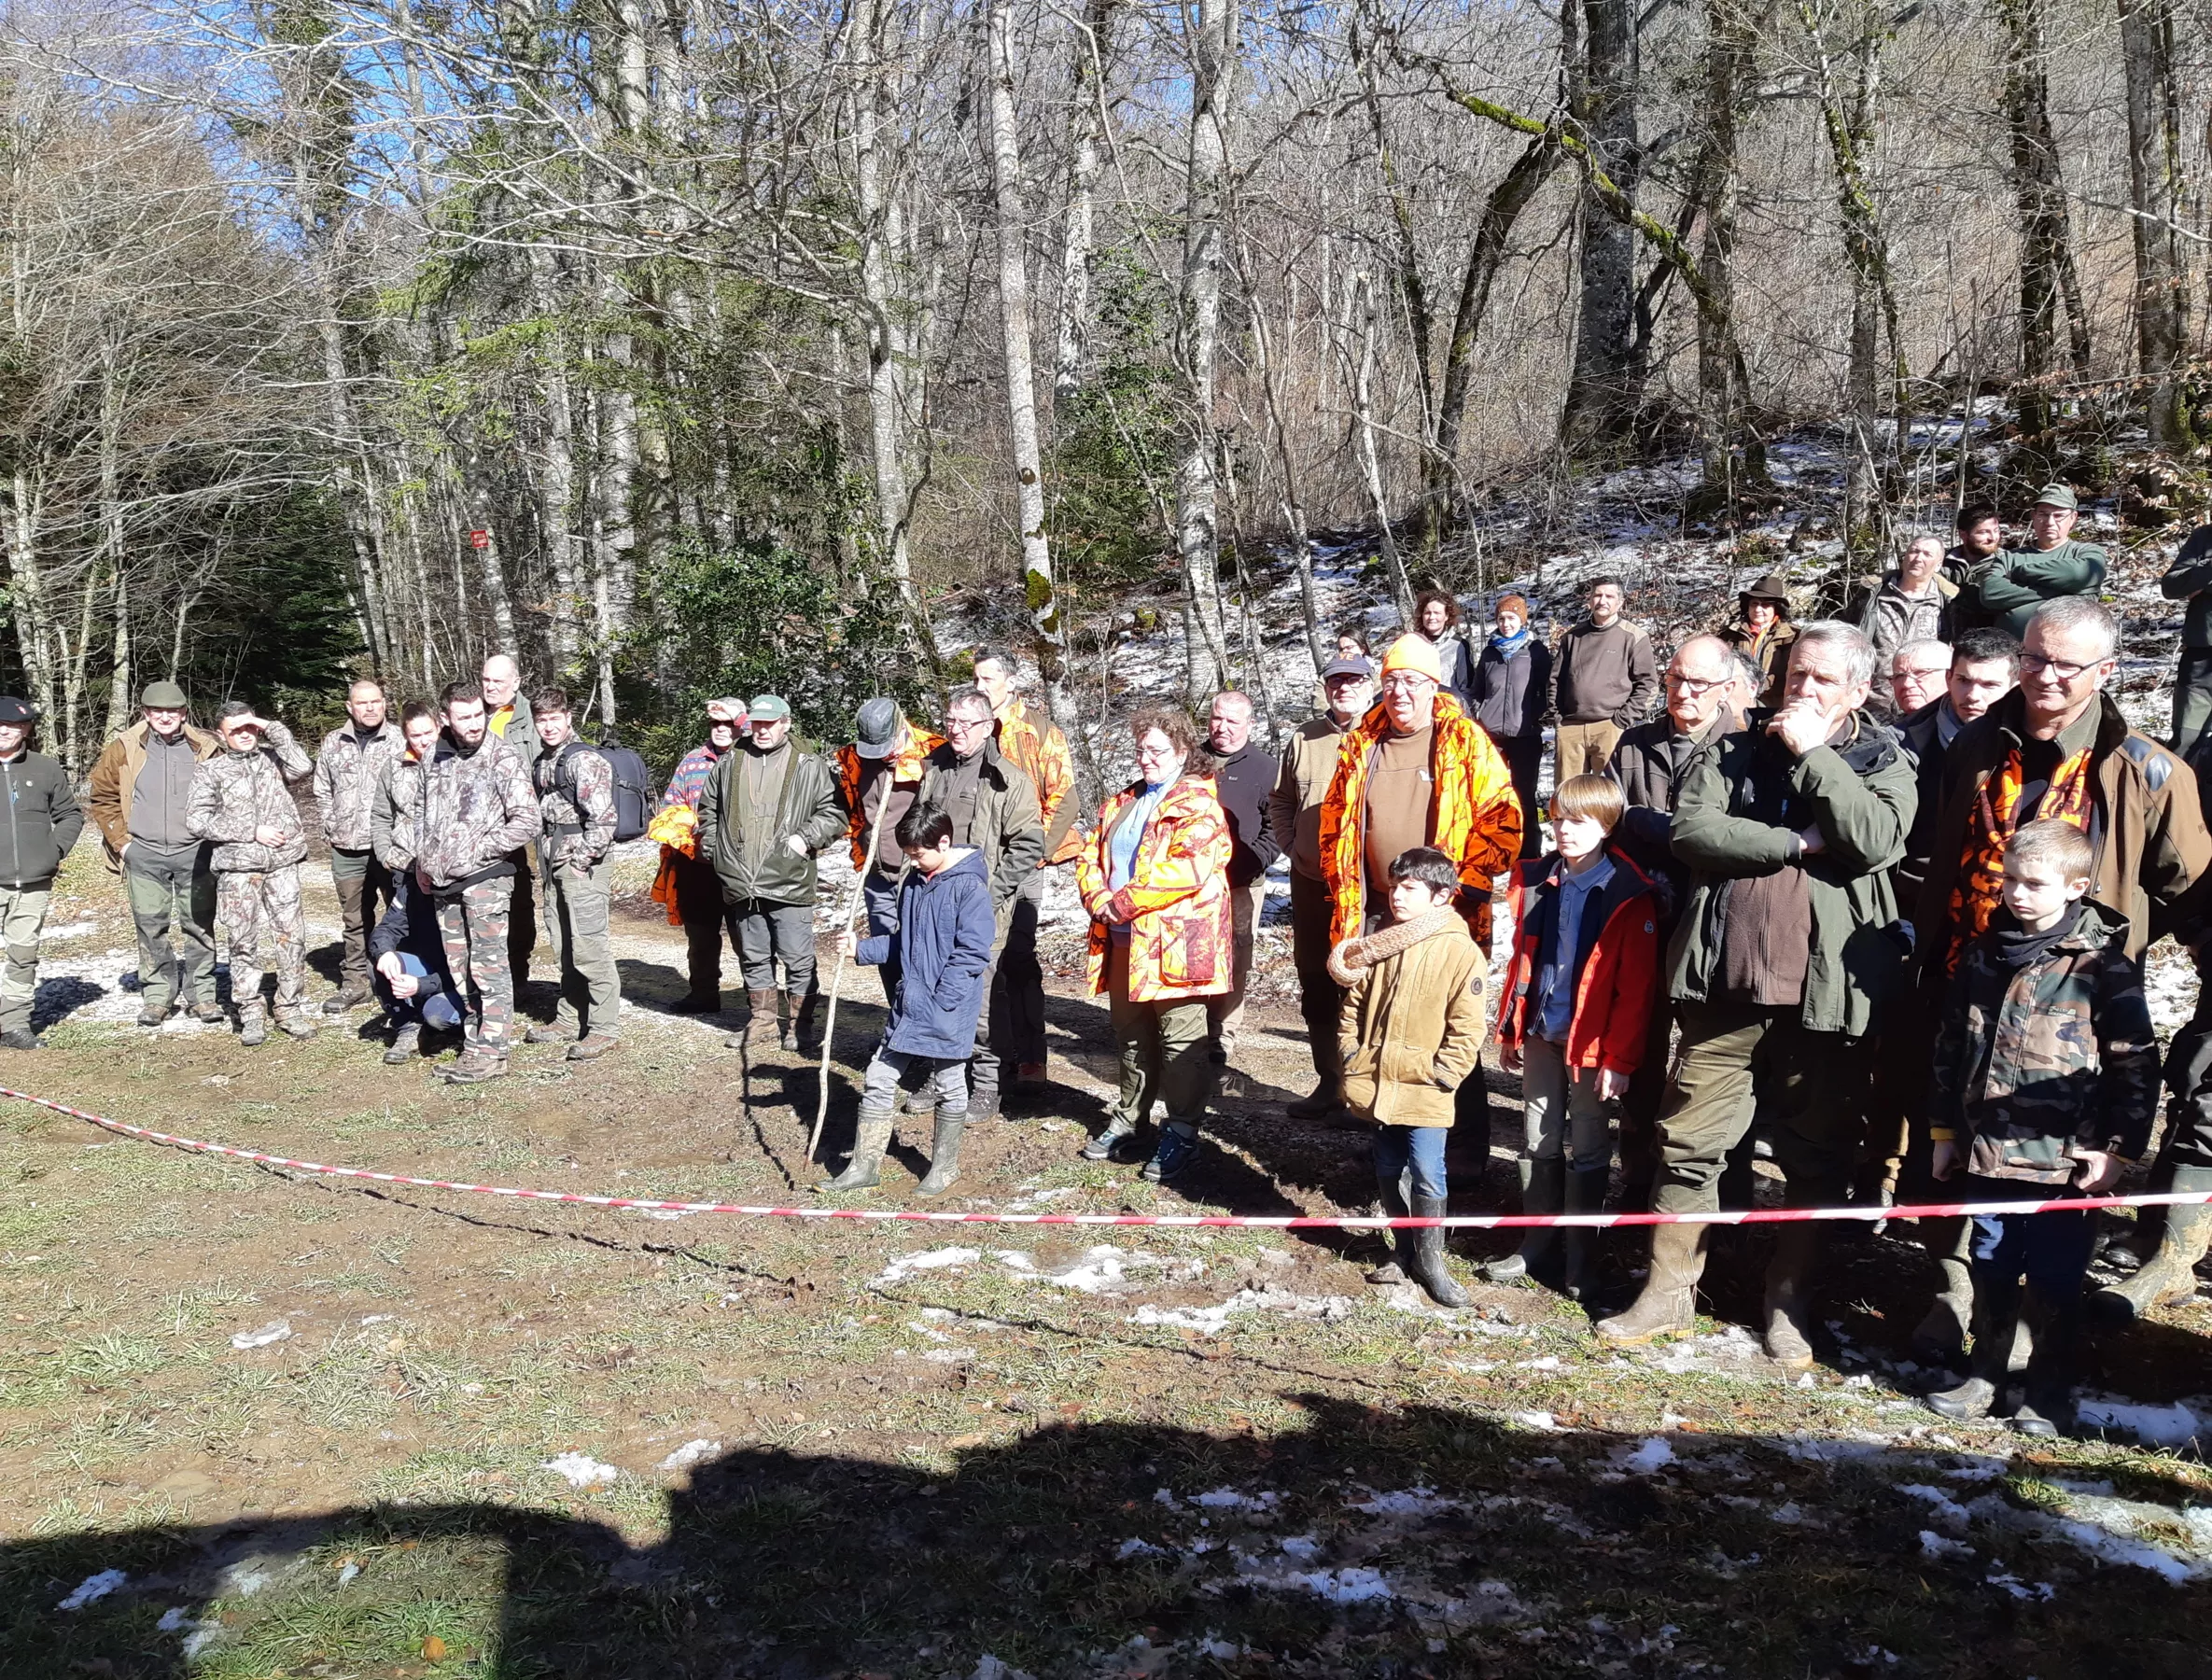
top-left (549, 739), bottom-right (651, 843)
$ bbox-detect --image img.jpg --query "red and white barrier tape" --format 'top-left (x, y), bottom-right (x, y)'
top-left (9, 1085), bottom-right (2211, 1230)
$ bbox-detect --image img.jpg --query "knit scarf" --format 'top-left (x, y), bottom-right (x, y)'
top-left (1328, 905), bottom-right (1462, 987)
top-left (1489, 627), bottom-right (1533, 660)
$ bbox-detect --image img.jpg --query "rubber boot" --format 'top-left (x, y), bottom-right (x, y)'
top-left (1485, 1157), bottom-right (1563, 1283)
top-left (1365, 1164), bottom-right (1411, 1286)
top-left (2091, 1165), bottom-right (2212, 1325)
top-left (1911, 1220), bottom-right (1974, 1365)
top-left (1763, 1225), bottom-right (1824, 1370)
top-left (1405, 1196), bottom-right (1469, 1309)
top-left (1596, 1221), bottom-right (1708, 1346)
top-left (1562, 1161), bottom-right (1609, 1300)
top-left (2011, 1283), bottom-right (2080, 1437)
top-left (916, 1109), bottom-right (967, 1198)
top-left (1928, 1272), bottom-right (2021, 1422)
top-left (821, 1105), bottom-right (894, 1192)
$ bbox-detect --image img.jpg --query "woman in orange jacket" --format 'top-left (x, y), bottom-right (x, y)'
top-left (1075, 705), bottom-right (1235, 1184)
top-left (1491, 775), bottom-right (1663, 1295)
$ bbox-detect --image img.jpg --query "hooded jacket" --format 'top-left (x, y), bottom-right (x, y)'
top-left (86, 719), bottom-right (222, 868)
top-left (1914, 689), bottom-right (2208, 967)
top-left (186, 722), bottom-right (314, 873)
top-left (1472, 634), bottom-right (1551, 743)
top-left (1333, 909), bottom-right (1488, 1127)
top-left (1076, 772), bottom-right (1235, 1003)
top-left (1495, 849), bottom-right (1663, 1075)
top-left (914, 736), bottom-right (1044, 927)
top-left (857, 847), bottom-right (997, 1059)
top-left (1316, 692), bottom-right (1522, 946)
top-left (0, 750), bottom-right (84, 889)
top-left (313, 720), bottom-right (407, 852)
top-left (696, 736), bottom-right (845, 906)
top-left (1928, 899), bottom-right (2157, 1183)
top-left (1666, 709), bottom-right (1916, 1037)
top-left (413, 732), bottom-right (540, 893)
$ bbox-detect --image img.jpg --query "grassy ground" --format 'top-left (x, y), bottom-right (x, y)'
top-left (3, 847), bottom-right (2210, 1677)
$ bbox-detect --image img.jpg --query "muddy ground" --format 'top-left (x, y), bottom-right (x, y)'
top-left (3, 848), bottom-right (2211, 1679)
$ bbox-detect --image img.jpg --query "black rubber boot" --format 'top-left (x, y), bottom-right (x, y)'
top-left (1763, 1225), bottom-right (1824, 1370)
top-left (2011, 1283), bottom-right (2080, 1437)
top-left (1365, 1162), bottom-right (1411, 1285)
top-left (1406, 1196), bottom-right (1469, 1309)
top-left (1562, 1161), bottom-right (1608, 1299)
top-left (1928, 1273), bottom-right (2021, 1422)
top-left (1484, 1157), bottom-right (1563, 1283)
top-left (916, 1109), bottom-right (967, 1198)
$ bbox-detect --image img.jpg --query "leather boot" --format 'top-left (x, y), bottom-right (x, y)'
top-left (916, 1109), bottom-right (967, 1198)
top-left (776, 989), bottom-right (797, 1051)
top-left (1561, 1161), bottom-right (1609, 1299)
top-left (1597, 1221), bottom-right (1707, 1346)
top-left (1287, 1079), bottom-right (1343, 1121)
top-left (1485, 1157), bottom-right (1562, 1283)
top-left (791, 987), bottom-right (821, 1055)
top-left (1911, 1220), bottom-right (1974, 1365)
top-left (1365, 1163), bottom-right (1412, 1286)
top-left (727, 988), bottom-right (778, 1055)
top-left (1928, 1272), bottom-right (2022, 1422)
top-left (821, 1105), bottom-right (894, 1192)
top-left (1406, 1196), bottom-right (1469, 1309)
top-left (2011, 1283), bottom-right (2080, 1437)
top-left (2091, 1165), bottom-right (2212, 1325)
top-left (1763, 1225), bottom-right (1824, 1370)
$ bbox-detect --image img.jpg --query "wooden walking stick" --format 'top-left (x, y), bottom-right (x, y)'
top-left (810, 781), bottom-right (895, 1160)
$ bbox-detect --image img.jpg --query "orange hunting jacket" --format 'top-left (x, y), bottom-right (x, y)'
top-left (832, 723), bottom-right (944, 872)
top-left (1076, 772), bottom-right (1235, 1002)
top-left (998, 698), bottom-right (1081, 864)
top-left (1317, 692), bottom-right (1523, 947)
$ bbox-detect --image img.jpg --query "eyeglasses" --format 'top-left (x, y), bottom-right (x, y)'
top-left (1665, 672), bottom-right (1728, 693)
top-left (946, 714), bottom-right (993, 734)
top-left (2020, 651), bottom-right (2100, 682)
top-left (1134, 742), bottom-right (1178, 761)
top-left (1379, 675), bottom-right (1435, 694)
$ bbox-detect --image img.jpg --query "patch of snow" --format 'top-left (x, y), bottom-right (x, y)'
top-left (657, 1438), bottom-right (721, 1472)
top-left (1897, 1484), bottom-right (1972, 1533)
top-left (1192, 1488), bottom-right (1280, 1512)
top-left (57, 1569), bottom-right (126, 1610)
top-left (1350, 1488), bottom-right (1468, 1519)
top-left (1128, 1287), bottom-right (1352, 1337)
top-left (229, 1320), bottom-right (292, 1350)
top-left (1116, 1537), bottom-right (1169, 1560)
top-left (1511, 1410), bottom-right (1563, 1432)
top-left (541, 1451), bottom-right (621, 1489)
top-left (1279, 1534), bottom-right (1323, 1561)
top-left (1615, 1437), bottom-right (1676, 1475)
top-left (1282, 1565), bottom-right (1397, 1603)
top-left (2055, 1517), bottom-right (2198, 1584)
top-left (1919, 1530), bottom-right (1974, 1561)
top-left (873, 1247), bottom-right (982, 1285)
top-left (970, 1657), bottom-right (1037, 1680)
top-left (2076, 1395), bottom-right (2207, 1450)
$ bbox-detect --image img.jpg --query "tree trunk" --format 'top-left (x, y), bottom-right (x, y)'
top-left (1052, 0), bottom-right (1113, 408)
top-left (1241, 254), bottom-right (1326, 673)
top-left (1350, 271), bottom-right (1416, 625)
top-left (1999, 0), bottom-right (2090, 438)
top-left (1561, 0), bottom-right (1645, 453)
top-left (1171, 0), bottom-right (1236, 703)
top-left (1686, 0), bottom-right (1771, 516)
top-left (2117, 0), bottom-right (2193, 447)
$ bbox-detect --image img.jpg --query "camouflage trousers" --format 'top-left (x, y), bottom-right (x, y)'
top-left (437, 876), bottom-right (514, 1052)
top-left (217, 864), bottom-right (308, 1024)
top-left (0, 885), bottom-right (50, 1035)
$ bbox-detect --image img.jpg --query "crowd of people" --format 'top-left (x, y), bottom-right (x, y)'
top-left (0, 492), bottom-right (2207, 1433)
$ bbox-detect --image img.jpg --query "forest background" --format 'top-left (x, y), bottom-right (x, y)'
top-left (3, 0), bottom-right (2208, 787)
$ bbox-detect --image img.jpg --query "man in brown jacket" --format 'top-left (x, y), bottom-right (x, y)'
top-left (86, 681), bottom-right (224, 1028)
top-left (1548, 576), bottom-right (1659, 777)
top-left (1267, 653), bottom-right (1374, 1119)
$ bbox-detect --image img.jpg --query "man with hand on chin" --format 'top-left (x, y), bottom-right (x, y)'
top-left (1598, 622), bottom-right (1916, 1368)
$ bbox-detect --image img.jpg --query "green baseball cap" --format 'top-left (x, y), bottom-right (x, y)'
top-left (747, 693), bottom-right (791, 722)
top-left (2033, 483), bottom-right (2079, 511)
top-left (140, 680), bottom-right (189, 709)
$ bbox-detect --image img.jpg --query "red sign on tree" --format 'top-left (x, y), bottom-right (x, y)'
top-left (469, 528), bottom-right (491, 550)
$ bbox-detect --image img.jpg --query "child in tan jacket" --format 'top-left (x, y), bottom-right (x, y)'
top-left (1332, 846), bottom-right (1490, 1306)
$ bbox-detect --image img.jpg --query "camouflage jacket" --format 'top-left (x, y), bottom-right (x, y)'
top-left (533, 742), bottom-right (618, 868)
top-left (372, 748), bottom-right (437, 872)
top-left (313, 720), bottom-right (406, 852)
top-left (1928, 899), bottom-right (2158, 1183)
top-left (185, 721), bottom-right (312, 873)
top-left (413, 732), bottom-right (539, 891)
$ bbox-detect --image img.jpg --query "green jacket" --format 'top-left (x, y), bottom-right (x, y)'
top-left (2158, 524), bottom-right (2212, 650)
top-left (696, 738), bottom-right (844, 907)
top-left (1969, 539), bottom-right (2107, 638)
top-left (913, 737), bottom-right (1044, 935)
top-left (1928, 899), bottom-right (2157, 1183)
top-left (1665, 711), bottom-right (1916, 1037)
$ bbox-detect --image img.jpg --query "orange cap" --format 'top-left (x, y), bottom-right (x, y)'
top-left (1379, 634), bottom-right (1444, 684)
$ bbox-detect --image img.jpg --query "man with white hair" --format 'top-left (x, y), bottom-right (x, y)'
top-left (1855, 534), bottom-right (1959, 665)
top-left (1887, 638), bottom-right (1951, 719)
top-left (1908, 595), bottom-right (2209, 1351)
top-left (1597, 621), bottom-right (1918, 1366)
top-left (481, 652), bottom-right (539, 987)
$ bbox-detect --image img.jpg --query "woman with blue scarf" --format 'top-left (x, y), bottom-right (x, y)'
top-left (1472, 594), bottom-right (1550, 859)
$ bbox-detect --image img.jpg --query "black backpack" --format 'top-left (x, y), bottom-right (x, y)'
top-left (550, 739), bottom-right (651, 843)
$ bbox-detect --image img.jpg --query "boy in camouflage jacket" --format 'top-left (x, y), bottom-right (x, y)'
top-left (1925, 820), bottom-right (2158, 1436)
top-left (187, 703), bottom-right (315, 1045)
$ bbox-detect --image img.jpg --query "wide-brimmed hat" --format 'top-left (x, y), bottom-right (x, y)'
top-left (1739, 572), bottom-right (1791, 606)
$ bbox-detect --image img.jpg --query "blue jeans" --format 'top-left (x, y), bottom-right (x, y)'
top-left (1374, 1125), bottom-right (1449, 1201)
top-left (1967, 1174), bottom-right (2096, 1298)
top-left (386, 952), bottom-right (463, 1032)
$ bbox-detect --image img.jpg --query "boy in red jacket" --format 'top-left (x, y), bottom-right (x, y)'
top-left (1492, 775), bottom-right (1662, 1295)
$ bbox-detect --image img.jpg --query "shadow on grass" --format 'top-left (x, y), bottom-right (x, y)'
top-left (7, 1396), bottom-right (2209, 1678)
